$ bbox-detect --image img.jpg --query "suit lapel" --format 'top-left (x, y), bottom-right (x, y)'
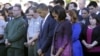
top-left (41, 16), bottom-right (49, 33)
top-left (40, 20), bottom-right (43, 32)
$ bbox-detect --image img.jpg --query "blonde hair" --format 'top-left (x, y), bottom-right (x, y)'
top-left (66, 10), bottom-right (78, 23)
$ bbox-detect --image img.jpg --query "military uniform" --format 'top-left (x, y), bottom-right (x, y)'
top-left (4, 16), bottom-right (27, 56)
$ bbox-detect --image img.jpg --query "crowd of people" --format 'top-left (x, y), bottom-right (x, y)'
top-left (0, 0), bottom-right (100, 56)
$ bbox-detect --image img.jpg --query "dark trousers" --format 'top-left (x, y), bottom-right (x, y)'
top-left (28, 42), bottom-right (37, 56)
top-left (0, 43), bottom-right (6, 56)
top-left (7, 47), bottom-right (24, 56)
top-left (24, 46), bottom-right (28, 56)
top-left (84, 52), bottom-right (100, 56)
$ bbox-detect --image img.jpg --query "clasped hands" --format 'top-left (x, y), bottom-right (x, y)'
top-left (84, 43), bottom-right (94, 49)
top-left (5, 39), bottom-right (11, 47)
top-left (24, 40), bottom-right (35, 47)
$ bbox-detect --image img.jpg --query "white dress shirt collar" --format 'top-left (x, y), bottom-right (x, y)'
top-left (44, 13), bottom-right (50, 22)
top-left (96, 11), bottom-right (100, 15)
top-left (42, 13), bottom-right (50, 28)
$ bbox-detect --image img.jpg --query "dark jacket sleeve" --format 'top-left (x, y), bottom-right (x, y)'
top-left (41, 18), bottom-right (56, 53)
top-left (92, 25), bottom-right (100, 44)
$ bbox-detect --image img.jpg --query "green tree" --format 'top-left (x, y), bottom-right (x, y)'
top-left (66, 0), bottom-right (71, 3)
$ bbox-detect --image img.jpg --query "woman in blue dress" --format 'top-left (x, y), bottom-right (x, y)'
top-left (66, 10), bottom-right (83, 56)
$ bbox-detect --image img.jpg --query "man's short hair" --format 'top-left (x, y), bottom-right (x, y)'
top-left (25, 7), bottom-right (37, 14)
top-left (36, 3), bottom-right (48, 11)
top-left (14, 4), bottom-right (22, 10)
top-left (87, 1), bottom-right (98, 8)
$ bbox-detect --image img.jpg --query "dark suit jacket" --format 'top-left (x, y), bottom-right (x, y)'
top-left (97, 12), bottom-right (100, 23)
top-left (37, 15), bottom-right (56, 56)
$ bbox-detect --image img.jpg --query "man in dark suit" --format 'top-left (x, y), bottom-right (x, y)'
top-left (87, 1), bottom-right (100, 22)
top-left (4, 5), bottom-right (27, 56)
top-left (36, 3), bottom-right (56, 56)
